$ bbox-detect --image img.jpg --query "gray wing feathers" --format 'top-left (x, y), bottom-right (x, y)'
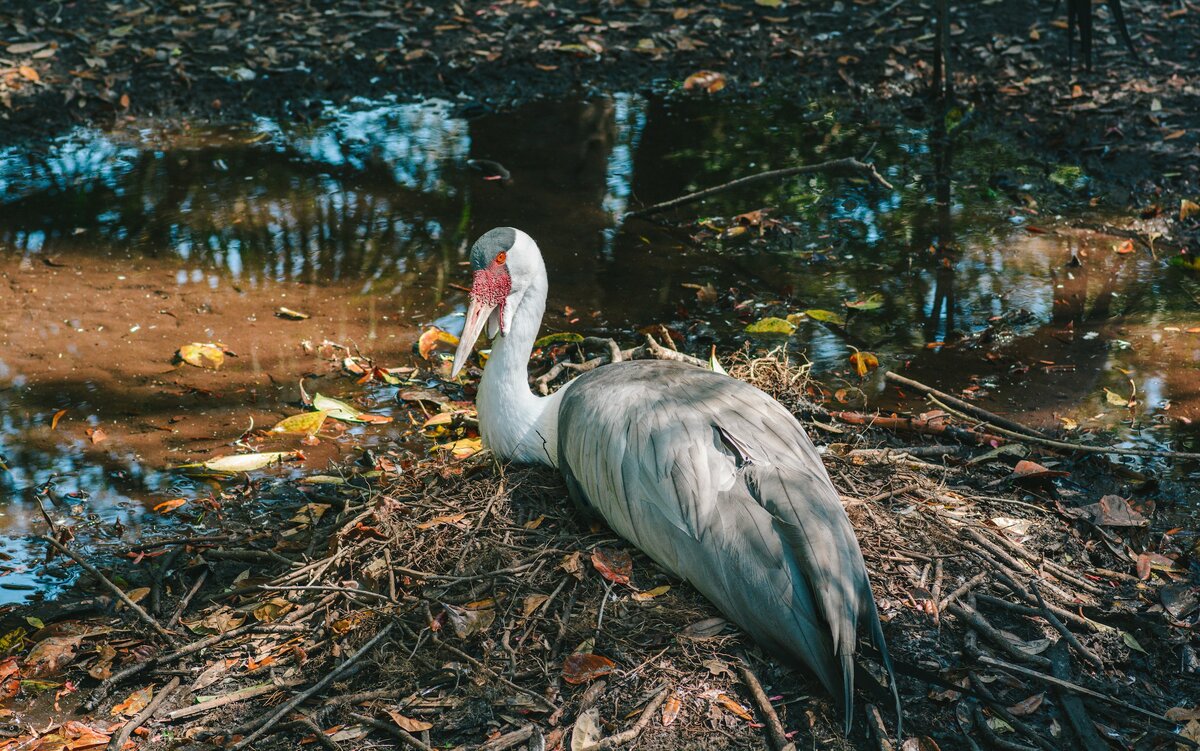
top-left (557, 360), bottom-right (896, 732)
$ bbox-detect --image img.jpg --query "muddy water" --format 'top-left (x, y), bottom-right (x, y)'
top-left (1, 95), bottom-right (1197, 603)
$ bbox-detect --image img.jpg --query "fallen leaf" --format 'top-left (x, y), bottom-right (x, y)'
top-left (86, 427), bottom-right (107, 444)
top-left (270, 411), bottom-right (329, 436)
top-left (1121, 630), bottom-right (1147, 654)
top-left (186, 608), bottom-right (246, 635)
top-left (7, 42), bottom-right (51, 55)
top-left (386, 710), bottom-right (433, 733)
top-left (1114, 239), bottom-right (1135, 254)
top-left (533, 332), bottom-right (584, 348)
top-left (313, 394), bottom-right (392, 424)
top-left (682, 70), bottom-right (726, 93)
top-left (1182, 199), bottom-right (1200, 221)
top-left (276, 307), bottom-right (309, 320)
top-left (523, 594), bottom-right (550, 616)
top-left (804, 309), bottom-right (847, 326)
top-left (744, 317), bottom-right (796, 335)
top-left (177, 342), bottom-right (231, 369)
top-left (177, 451), bottom-right (304, 475)
top-left (1166, 707), bottom-right (1200, 722)
top-left (591, 547), bottom-right (633, 585)
top-left (253, 598), bottom-right (294, 623)
top-left (661, 694), bottom-right (682, 726)
top-left (24, 636), bottom-right (82, 677)
top-left (1006, 693), bottom-right (1044, 716)
top-left (443, 603), bottom-right (495, 638)
top-left (560, 551), bottom-right (585, 579)
top-left (191, 658), bottom-right (235, 692)
top-left (571, 707), bottom-right (602, 751)
top-left (632, 585), bottom-right (671, 601)
top-left (682, 617), bottom-right (728, 638)
top-left (1011, 460), bottom-right (1068, 481)
top-left (562, 652), bottom-right (616, 684)
top-left (431, 437), bottom-right (482, 459)
top-left (17, 66), bottom-right (40, 83)
top-left (112, 685), bottom-right (152, 717)
top-left (844, 293), bottom-right (885, 311)
top-left (51, 409), bottom-right (67, 430)
top-left (418, 327), bottom-right (460, 360)
top-left (153, 498), bottom-right (187, 514)
top-left (716, 693), bottom-right (754, 721)
top-left (1064, 495), bottom-right (1148, 527)
top-left (1104, 387), bottom-right (1132, 407)
top-left (849, 351), bottom-right (879, 377)
top-left (416, 513), bottom-right (467, 530)
top-left (88, 645), bottom-right (117, 681)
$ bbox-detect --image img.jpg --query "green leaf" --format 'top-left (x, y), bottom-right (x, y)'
top-left (844, 293), bottom-right (885, 311)
top-left (534, 332), bottom-right (584, 348)
top-left (744, 317), bottom-right (796, 335)
top-left (804, 309), bottom-right (847, 326)
top-left (1121, 631), bottom-right (1147, 654)
top-left (269, 411), bottom-right (329, 436)
top-left (24, 617), bottom-right (44, 630)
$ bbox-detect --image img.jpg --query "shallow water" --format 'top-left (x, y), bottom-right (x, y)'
top-left (1, 94), bottom-right (1197, 603)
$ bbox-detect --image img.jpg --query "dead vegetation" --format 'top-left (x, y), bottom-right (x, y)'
top-left (3, 348), bottom-right (1199, 751)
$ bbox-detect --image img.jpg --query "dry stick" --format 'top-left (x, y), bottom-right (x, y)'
top-left (433, 637), bottom-right (558, 713)
top-left (168, 569), bottom-right (208, 629)
top-left (85, 596), bottom-right (328, 712)
top-left (828, 410), bottom-right (1005, 446)
top-left (38, 536), bottom-right (180, 646)
top-left (884, 372), bottom-right (1049, 439)
top-left (863, 482), bottom-right (922, 504)
top-left (1031, 584), bottom-right (1104, 670)
top-left (1045, 640), bottom-right (1108, 749)
top-left (979, 526), bottom-right (1106, 595)
top-left (474, 724), bottom-right (535, 751)
top-left (106, 676), bottom-right (181, 751)
top-left (965, 671), bottom-right (1058, 751)
top-left (988, 568), bottom-right (1096, 633)
top-left (229, 622), bottom-right (396, 751)
top-left (736, 664), bottom-right (796, 751)
top-left (974, 654), bottom-right (1176, 726)
top-left (947, 598), bottom-right (1052, 670)
top-left (865, 705), bottom-right (895, 751)
top-left (971, 704), bottom-right (1037, 751)
top-left (925, 394), bottom-right (1200, 461)
top-left (349, 712), bottom-right (433, 751)
top-left (163, 680), bottom-right (305, 721)
top-left (626, 157), bottom-right (893, 218)
top-left (937, 572), bottom-right (989, 612)
top-left (295, 716), bottom-right (343, 751)
top-left (579, 687), bottom-right (670, 751)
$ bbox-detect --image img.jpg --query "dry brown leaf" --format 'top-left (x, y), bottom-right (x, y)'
top-left (661, 694), bottom-right (682, 726)
top-left (591, 547), bottom-right (632, 585)
top-left (562, 653), bottom-right (616, 684)
top-left (416, 513), bottom-right (467, 530)
top-left (386, 710), bottom-right (433, 733)
top-left (715, 693), bottom-right (754, 722)
top-left (112, 685), bottom-right (153, 717)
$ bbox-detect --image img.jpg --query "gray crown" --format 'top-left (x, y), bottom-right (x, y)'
top-left (470, 227), bottom-right (516, 270)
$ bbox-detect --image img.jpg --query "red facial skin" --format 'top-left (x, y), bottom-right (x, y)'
top-left (472, 266), bottom-right (511, 331)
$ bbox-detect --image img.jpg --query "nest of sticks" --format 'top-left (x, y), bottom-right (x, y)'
top-left (21, 347), bottom-right (1200, 751)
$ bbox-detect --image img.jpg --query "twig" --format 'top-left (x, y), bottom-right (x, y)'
top-left (106, 677), bottom-right (181, 750)
top-left (578, 687), bottom-right (670, 751)
top-left (626, 157), bottom-right (893, 218)
top-left (1045, 640), bottom-right (1108, 749)
top-left (229, 622), bottom-right (396, 751)
top-left (736, 664), bottom-right (795, 751)
top-left (829, 410), bottom-right (1005, 446)
top-left (349, 712), bottom-right (433, 751)
top-left (164, 680), bottom-right (303, 722)
top-left (296, 716), bottom-right (343, 751)
top-left (38, 536), bottom-right (180, 646)
top-left (925, 394), bottom-right (1200, 460)
top-left (168, 569), bottom-right (207, 629)
top-left (971, 704), bottom-right (1037, 751)
top-left (433, 637), bottom-right (558, 713)
top-left (884, 372), bottom-right (1049, 439)
top-left (938, 572), bottom-right (988, 612)
top-left (974, 654), bottom-right (1176, 726)
top-left (947, 599), bottom-right (1052, 669)
top-left (1031, 584), bottom-right (1103, 669)
top-left (474, 724), bottom-right (535, 751)
top-left (966, 672), bottom-right (1058, 751)
top-left (865, 704), bottom-right (894, 751)
top-left (259, 584), bottom-right (398, 604)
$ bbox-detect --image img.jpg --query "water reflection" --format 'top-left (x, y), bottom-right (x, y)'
top-left (1, 92), bottom-right (1198, 602)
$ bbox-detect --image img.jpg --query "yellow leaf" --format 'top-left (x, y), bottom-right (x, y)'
top-left (805, 309), bottom-right (847, 326)
top-left (1181, 199), bottom-right (1200, 221)
top-left (312, 394), bottom-right (391, 425)
top-left (17, 65), bottom-right (40, 83)
top-left (744, 317), bottom-right (796, 335)
top-left (1104, 388), bottom-right (1130, 407)
top-left (849, 351), bottom-right (879, 377)
top-left (682, 70), bottom-right (726, 93)
top-left (276, 307), bottom-right (309, 320)
top-left (432, 437), bottom-right (482, 459)
top-left (177, 342), bottom-right (229, 369)
top-left (270, 411), bottom-right (329, 436)
top-left (632, 585), bottom-right (671, 601)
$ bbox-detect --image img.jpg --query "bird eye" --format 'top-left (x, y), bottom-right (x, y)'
top-left (495, 251), bottom-right (507, 264)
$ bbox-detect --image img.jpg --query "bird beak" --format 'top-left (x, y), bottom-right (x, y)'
top-left (451, 295), bottom-right (495, 379)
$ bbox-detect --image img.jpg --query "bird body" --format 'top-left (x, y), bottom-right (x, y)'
top-left (452, 227), bottom-right (899, 733)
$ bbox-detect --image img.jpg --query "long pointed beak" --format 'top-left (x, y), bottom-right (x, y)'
top-left (451, 296), bottom-right (496, 378)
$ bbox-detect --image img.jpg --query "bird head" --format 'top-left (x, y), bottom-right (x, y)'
top-left (451, 227), bottom-right (540, 377)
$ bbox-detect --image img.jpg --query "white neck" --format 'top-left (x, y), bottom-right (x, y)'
top-left (476, 271), bottom-right (564, 466)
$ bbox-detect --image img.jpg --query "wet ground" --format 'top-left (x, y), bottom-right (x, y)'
top-left (0, 93), bottom-right (1198, 607)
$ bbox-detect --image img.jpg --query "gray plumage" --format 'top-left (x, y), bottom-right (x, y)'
top-left (471, 227), bottom-right (516, 268)
top-left (556, 360), bottom-right (898, 732)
